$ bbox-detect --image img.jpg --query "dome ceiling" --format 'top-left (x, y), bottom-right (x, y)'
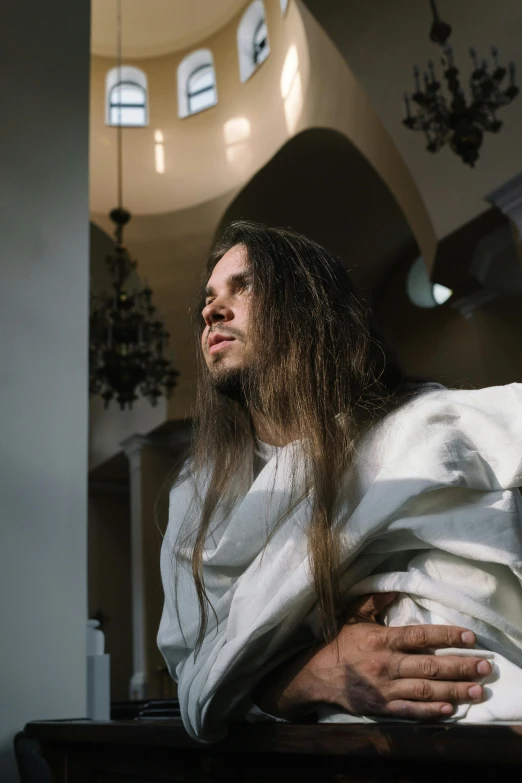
top-left (91, 0), bottom-right (248, 58)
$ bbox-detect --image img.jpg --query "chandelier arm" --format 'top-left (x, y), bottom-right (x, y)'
top-left (401, 1), bottom-right (518, 165)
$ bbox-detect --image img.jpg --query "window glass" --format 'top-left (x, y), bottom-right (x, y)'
top-left (238, 2), bottom-right (270, 82)
top-left (253, 19), bottom-right (269, 65)
top-left (106, 68), bottom-right (148, 126)
top-left (407, 257), bottom-right (453, 308)
top-left (187, 65), bottom-right (217, 115)
top-left (112, 84), bottom-right (144, 105)
top-left (188, 87), bottom-right (217, 115)
top-left (109, 106), bottom-right (147, 126)
top-left (178, 52), bottom-right (218, 118)
top-left (188, 67), bottom-right (215, 94)
top-left (109, 82), bottom-right (147, 126)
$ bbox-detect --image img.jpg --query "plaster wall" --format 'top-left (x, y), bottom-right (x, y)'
top-left (88, 487), bottom-right (133, 701)
top-left (374, 258), bottom-right (522, 389)
top-left (0, 0), bottom-right (90, 778)
top-left (302, 0), bottom-right (522, 239)
top-left (139, 445), bottom-right (178, 699)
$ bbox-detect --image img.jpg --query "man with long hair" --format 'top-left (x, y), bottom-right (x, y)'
top-left (157, 221), bottom-right (522, 742)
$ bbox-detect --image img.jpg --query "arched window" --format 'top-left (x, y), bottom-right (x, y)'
top-left (106, 66), bottom-right (148, 127)
top-left (407, 257), bottom-right (453, 308)
top-left (178, 49), bottom-right (217, 118)
top-left (238, 1), bottom-right (270, 83)
top-left (280, 0), bottom-right (289, 14)
top-left (253, 18), bottom-right (269, 65)
top-left (187, 65), bottom-right (217, 114)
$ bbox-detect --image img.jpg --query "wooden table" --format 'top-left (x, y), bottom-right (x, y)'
top-left (24, 718), bottom-right (522, 782)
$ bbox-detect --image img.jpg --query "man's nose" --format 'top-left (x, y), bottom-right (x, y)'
top-left (202, 298), bottom-right (233, 327)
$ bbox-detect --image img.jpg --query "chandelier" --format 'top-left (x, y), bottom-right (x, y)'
top-left (402, 0), bottom-right (519, 166)
top-left (89, 0), bottom-right (179, 410)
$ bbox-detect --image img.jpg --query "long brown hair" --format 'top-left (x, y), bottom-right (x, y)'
top-left (175, 221), bottom-right (432, 655)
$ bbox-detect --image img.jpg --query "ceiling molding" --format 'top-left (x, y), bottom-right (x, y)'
top-left (91, 0), bottom-right (248, 59)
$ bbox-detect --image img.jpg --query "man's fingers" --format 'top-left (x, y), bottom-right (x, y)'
top-left (388, 624), bottom-right (476, 651)
top-left (383, 700), bottom-right (454, 721)
top-left (387, 679), bottom-right (484, 705)
top-left (389, 653), bottom-right (491, 681)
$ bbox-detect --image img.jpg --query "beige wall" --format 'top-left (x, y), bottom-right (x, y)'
top-left (88, 444), bottom-right (180, 702)
top-left (90, 0), bottom-right (435, 262)
top-left (88, 487), bottom-right (133, 701)
top-left (302, 0), bottom-right (522, 240)
top-left (139, 445), bottom-right (179, 699)
top-left (296, 2), bottom-right (436, 273)
top-left (1, 0), bottom-right (90, 778)
top-left (374, 257), bottom-right (522, 389)
top-left (90, 0), bottom-right (299, 216)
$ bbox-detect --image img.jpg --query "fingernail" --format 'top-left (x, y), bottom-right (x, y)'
top-left (461, 631), bottom-right (475, 644)
top-left (477, 660), bottom-right (491, 675)
top-left (441, 705), bottom-right (453, 714)
top-left (468, 684), bottom-right (482, 700)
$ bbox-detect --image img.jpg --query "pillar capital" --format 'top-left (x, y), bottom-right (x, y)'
top-left (121, 434), bottom-right (151, 470)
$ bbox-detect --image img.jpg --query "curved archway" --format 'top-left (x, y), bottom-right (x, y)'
top-left (216, 128), bottom-right (417, 292)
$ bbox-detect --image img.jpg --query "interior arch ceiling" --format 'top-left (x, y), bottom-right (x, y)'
top-left (91, 0), bottom-right (248, 58)
top-left (216, 128), bottom-right (415, 293)
top-left (302, 0), bottom-right (522, 239)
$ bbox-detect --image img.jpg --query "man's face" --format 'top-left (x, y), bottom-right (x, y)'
top-left (201, 244), bottom-right (253, 394)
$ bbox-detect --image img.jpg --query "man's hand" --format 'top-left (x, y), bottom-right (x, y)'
top-left (253, 593), bottom-right (491, 721)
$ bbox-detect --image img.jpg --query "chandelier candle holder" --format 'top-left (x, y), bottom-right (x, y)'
top-left (89, 209), bottom-right (179, 410)
top-left (402, 0), bottom-right (519, 166)
top-left (89, 0), bottom-right (179, 410)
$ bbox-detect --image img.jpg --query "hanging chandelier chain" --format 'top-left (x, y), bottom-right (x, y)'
top-left (88, 0), bottom-right (179, 410)
top-left (116, 0), bottom-right (123, 216)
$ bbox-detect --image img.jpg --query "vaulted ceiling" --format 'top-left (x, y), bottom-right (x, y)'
top-left (218, 128), bottom-right (415, 293)
top-left (91, 0), bottom-right (247, 59)
top-left (302, 0), bottom-right (522, 238)
top-left (91, 0), bottom-right (522, 242)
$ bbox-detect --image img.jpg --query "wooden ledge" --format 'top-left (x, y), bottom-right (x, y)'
top-left (25, 718), bottom-right (522, 764)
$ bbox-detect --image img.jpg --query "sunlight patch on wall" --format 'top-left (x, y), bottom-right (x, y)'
top-left (224, 117), bottom-right (251, 145)
top-left (281, 45), bottom-right (302, 134)
top-left (154, 129), bottom-right (165, 174)
top-left (224, 117), bottom-right (252, 169)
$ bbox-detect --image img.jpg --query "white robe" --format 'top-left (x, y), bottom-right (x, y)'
top-left (157, 382), bottom-right (522, 742)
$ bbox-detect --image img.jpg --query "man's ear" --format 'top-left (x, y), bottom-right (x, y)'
top-left (343, 592), bottom-right (398, 625)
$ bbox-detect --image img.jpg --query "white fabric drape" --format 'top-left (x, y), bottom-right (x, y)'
top-left (157, 382), bottom-right (522, 742)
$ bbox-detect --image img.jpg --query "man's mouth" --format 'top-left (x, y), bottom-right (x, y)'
top-left (208, 334), bottom-right (236, 354)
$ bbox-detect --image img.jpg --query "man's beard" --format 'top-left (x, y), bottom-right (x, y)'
top-left (208, 364), bottom-right (250, 404)
top-left (205, 326), bottom-right (255, 404)
top-left (207, 356), bottom-right (262, 407)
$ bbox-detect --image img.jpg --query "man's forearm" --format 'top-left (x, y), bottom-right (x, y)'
top-left (252, 647), bottom-right (323, 720)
